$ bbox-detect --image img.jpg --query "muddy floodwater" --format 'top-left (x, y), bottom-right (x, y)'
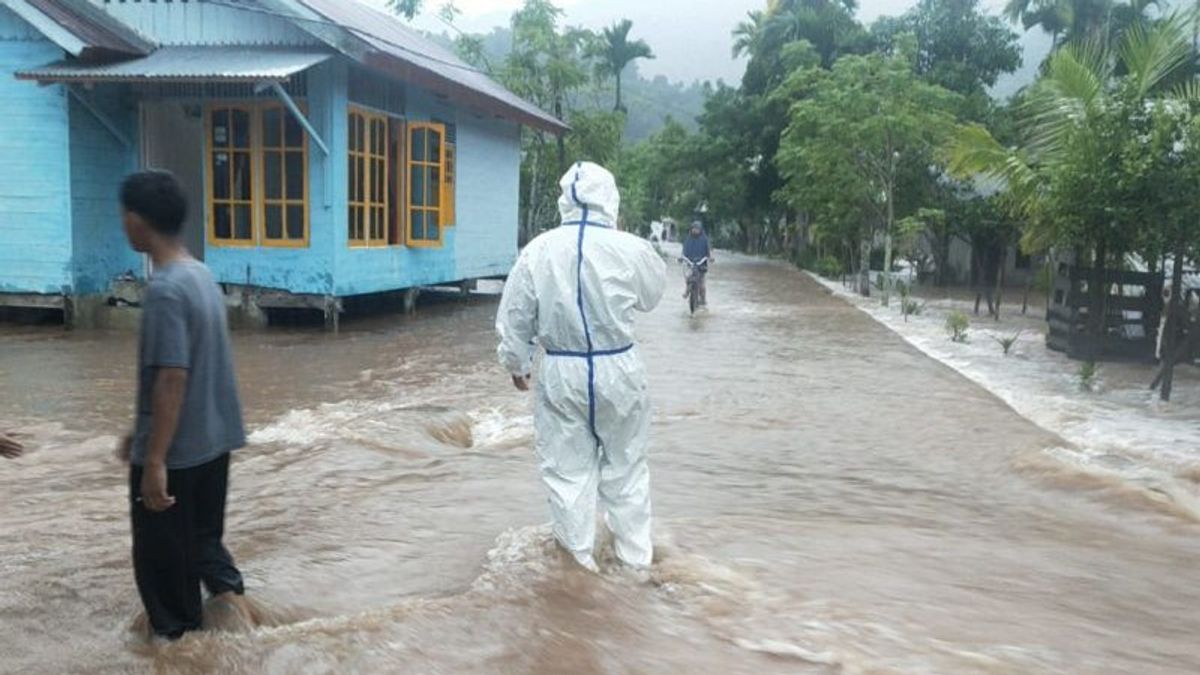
top-left (2, 254), bottom-right (1200, 674)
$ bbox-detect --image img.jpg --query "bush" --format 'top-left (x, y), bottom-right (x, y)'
top-left (902, 298), bottom-right (925, 321)
top-left (946, 311), bottom-right (970, 343)
top-left (1078, 361), bottom-right (1099, 392)
top-left (993, 330), bottom-right (1023, 355)
top-left (813, 255), bottom-right (843, 279)
top-left (1034, 263), bottom-right (1056, 296)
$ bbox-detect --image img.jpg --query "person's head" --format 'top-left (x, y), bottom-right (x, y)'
top-left (690, 222), bottom-right (702, 237)
top-left (558, 162), bottom-right (620, 228)
top-left (120, 170), bottom-right (188, 253)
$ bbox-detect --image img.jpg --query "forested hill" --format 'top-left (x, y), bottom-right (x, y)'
top-left (426, 27), bottom-right (708, 142)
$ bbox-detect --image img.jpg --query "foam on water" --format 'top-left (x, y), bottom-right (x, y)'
top-left (811, 273), bottom-right (1200, 520)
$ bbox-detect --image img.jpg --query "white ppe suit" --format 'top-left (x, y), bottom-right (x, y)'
top-left (496, 162), bottom-right (667, 569)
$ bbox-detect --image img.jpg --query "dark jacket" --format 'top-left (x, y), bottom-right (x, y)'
top-left (682, 234), bottom-right (710, 264)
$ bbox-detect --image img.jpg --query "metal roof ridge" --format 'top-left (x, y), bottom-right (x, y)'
top-left (22, 0), bottom-right (155, 57)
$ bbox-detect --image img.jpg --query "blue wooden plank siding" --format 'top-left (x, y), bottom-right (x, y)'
top-left (94, 0), bottom-right (318, 47)
top-left (3, 0), bottom-right (531, 305)
top-left (453, 113), bottom-right (521, 280)
top-left (204, 61), bottom-right (341, 295)
top-left (0, 5), bottom-right (72, 295)
top-left (330, 81), bottom-right (521, 296)
top-left (69, 88), bottom-right (141, 294)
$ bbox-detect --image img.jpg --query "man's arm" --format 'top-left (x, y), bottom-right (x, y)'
top-left (138, 283), bottom-right (191, 510)
top-left (635, 240), bottom-right (668, 312)
top-left (496, 247), bottom-right (539, 390)
top-left (140, 367), bottom-right (187, 511)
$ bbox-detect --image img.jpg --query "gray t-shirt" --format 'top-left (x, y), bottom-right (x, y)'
top-left (132, 258), bottom-right (245, 469)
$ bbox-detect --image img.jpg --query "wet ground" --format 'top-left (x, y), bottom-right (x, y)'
top-left (2, 253), bottom-right (1199, 674)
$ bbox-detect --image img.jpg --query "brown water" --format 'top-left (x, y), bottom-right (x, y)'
top-left (2, 254), bottom-right (1199, 674)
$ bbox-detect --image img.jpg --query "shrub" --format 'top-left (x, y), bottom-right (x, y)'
top-left (1078, 361), bottom-right (1099, 392)
top-left (993, 331), bottom-right (1023, 355)
top-left (901, 298), bottom-right (924, 322)
top-left (946, 311), bottom-right (970, 343)
top-left (813, 255), bottom-right (843, 279)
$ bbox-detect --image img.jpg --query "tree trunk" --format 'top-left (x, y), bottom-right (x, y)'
top-left (795, 212), bottom-right (809, 262)
top-left (859, 237), bottom-right (871, 297)
top-left (881, 184), bottom-right (895, 307)
top-left (554, 96), bottom-right (566, 175)
top-left (1089, 239), bottom-right (1108, 336)
top-left (523, 141), bottom-right (541, 245)
top-left (1159, 247), bottom-right (1186, 402)
top-left (615, 73), bottom-right (623, 112)
top-left (993, 249), bottom-right (1006, 321)
top-left (933, 231), bottom-right (951, 286)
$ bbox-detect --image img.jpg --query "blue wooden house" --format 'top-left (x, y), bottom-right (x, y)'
top-left (0, 0), bottom-right (565, 327)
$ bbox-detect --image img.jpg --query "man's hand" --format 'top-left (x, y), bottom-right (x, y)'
top-left (1, 433), bottom-right (24, 459)
top-left (116, 433), bottom-right (133, 463)
top-left (512, 374), bottom-right (531, 391)
top-left (139, 461), bottom-right (175, 512)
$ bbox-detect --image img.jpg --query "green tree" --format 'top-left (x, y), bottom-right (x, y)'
top-left (872, 0), bottom-right (1022, 106)
top-left (949, 15), bottom-right (1194, 369)
top-left (1121, 92), bottom-right (1200, 399)
top-left (764, 0), bottom-right (867, 68)
top-left (501, 0), bottom-right (596, 242)
top-left (592, 19), bottom-right (655, 112)
top-left (776, 50), bottom-right (960, 303)
top-left (387, 0), bottom-right (423, 20)
top-left (733, 10), bottom-right (769, 58)
top-left (1002, 0), bottom-right (1164, 47)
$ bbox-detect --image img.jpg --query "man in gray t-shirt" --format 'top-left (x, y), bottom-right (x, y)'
top-left (118, 171), bottom-right (248, 639)
top-left (132, 259), bottom-right (245, 469)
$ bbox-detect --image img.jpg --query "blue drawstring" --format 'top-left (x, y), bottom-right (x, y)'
top-left (544, 344), bottom-right (633, 358)
top-left (567, 166), bottom-right (608, 447)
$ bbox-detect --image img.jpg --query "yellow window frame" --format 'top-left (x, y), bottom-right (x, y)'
top-left (259, 103), bottom-right (310, 249)
top-left (348, 106), bottom-right (390, 249)
top-left (204, 102), bottom-right (311, 248)
top-left (442, 141), bottom-right (456, 227)
top-left (406, 122), bottom-right (446, 248)
top-left (205, 104), bottom-right (256, 248)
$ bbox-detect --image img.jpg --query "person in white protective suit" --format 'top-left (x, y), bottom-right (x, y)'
top-left (496, 162), bottom-right (667, 571)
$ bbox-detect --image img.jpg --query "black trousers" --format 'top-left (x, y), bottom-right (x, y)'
top-left (129, 453), bottom-right (244, 639)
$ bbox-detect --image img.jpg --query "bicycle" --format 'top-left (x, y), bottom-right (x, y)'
top-left (679, 256), bottom-right (709, 316)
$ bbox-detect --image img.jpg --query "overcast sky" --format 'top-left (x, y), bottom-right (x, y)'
top-left (364, 0), bottom-right (1051, 92)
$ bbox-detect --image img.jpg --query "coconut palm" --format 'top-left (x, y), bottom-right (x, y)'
top-left (948, 14), bottom-right (1194, 372)
top-left (593, 19), bottom-right (655, 112)
top-left (1002, 0), bottom-right (1165, 47)
top-left (949, 15), bottom-right (1192, 228)
top-left (733, 10), bottom-right (768, 58)
top-left (763, 0), bottom-right (862, 67)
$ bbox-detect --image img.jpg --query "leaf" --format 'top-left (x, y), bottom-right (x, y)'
top-left (1119, 13), bottom-right (1193, 99)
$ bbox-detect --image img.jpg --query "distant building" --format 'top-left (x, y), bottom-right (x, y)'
top-left (0, 0), bottom-right (566, 327)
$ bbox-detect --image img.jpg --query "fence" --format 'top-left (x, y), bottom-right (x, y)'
top-left (1045, 263), bottom-right (1163, 362)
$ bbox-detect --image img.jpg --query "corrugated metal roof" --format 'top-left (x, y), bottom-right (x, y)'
top-left (23, 0), bottom-right (153, 57)
top-left (16, 46), bottom-right (334, 82)
top-left (294, 0), bottom-right (568, 134)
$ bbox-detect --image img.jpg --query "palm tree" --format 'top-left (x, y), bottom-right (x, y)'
top-left (763, 0), bottom-right (862, 68)
top-left (593, 19), bottom-right (655, 112)
top-left (733, 10), bottom-right (768, 58)
top-left (948, 15), bottom-right (1194, 380)
top-left (949, 16), bottom-right (1191, 226)
top-left (1003, 0), bottom-right (1164, 47)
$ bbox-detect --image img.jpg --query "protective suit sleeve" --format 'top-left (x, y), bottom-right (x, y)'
top-left (496, 248), bottom-right (538, 376)
top-left (634, 240), bottom-right (668, 313)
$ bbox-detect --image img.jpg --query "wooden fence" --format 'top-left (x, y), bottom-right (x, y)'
top-left (1045, 263), bottom-right (1163, 362)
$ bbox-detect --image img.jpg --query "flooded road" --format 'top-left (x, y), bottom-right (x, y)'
top-left (3, 253), bottom-right (1200, 674)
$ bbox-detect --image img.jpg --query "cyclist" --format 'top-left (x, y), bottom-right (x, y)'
top-left (681, 221), bottom-right (713, 306)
